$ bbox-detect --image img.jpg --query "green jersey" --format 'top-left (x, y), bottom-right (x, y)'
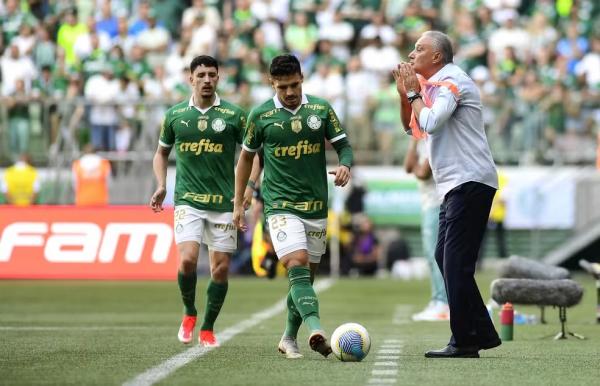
top-left (244, 94), bottom-right (347, 219)
top-left (160, 95), bottom-right (246, 212)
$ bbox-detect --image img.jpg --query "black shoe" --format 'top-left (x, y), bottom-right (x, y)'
top-left (425, 345), bottom-right (480, 358)
top-left (479, 338), bottom-right (501, 350)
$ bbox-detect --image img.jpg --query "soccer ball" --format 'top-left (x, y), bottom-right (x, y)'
top-left (331, 322), bottom-right (371, 362)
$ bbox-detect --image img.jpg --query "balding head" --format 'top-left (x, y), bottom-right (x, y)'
top-left (423, 31), bottom-right (454, 64)
top-left (408, 30), bottom-right (453, 78)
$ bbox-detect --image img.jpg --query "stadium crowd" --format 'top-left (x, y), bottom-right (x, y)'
top-left (0, 0), bottom-right (599, 166)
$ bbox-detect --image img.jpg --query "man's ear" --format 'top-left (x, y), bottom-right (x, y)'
top-left (433, 51), bottom-right (442, 64)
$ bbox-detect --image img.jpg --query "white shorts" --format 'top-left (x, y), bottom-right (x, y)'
top-left (267, 214), bottom-right (327, 263)
top-left (174, 205), bottom-right (237, 253)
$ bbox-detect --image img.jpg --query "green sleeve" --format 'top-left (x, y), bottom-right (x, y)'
top-left (331, 137), bottom-right (353, 169)
top-left (243, 109), bottom-right (263, 150)
top-left (159, 113), bottom-right (174, 146)
top-left (236, 110), bottom-right (247, 144)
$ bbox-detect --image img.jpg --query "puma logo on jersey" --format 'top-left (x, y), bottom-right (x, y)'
top-left (181, 120), bottom-right (190, 127)
top-left (273, 122), bottom-right (285, 129)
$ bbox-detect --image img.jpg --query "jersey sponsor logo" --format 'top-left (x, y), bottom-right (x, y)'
top-left (304, 104), bottom-right (327, 111)
top-left (272, 200), bottom-right (324, 212)
top-left (260, 108), bottom-right (279, 119)
top-left (273, 121), bottom-right (285, 129)
top-left (328, 109), bottom-right (342, 133)
top-left (180, 119), bottom-right (190, 127)
top-left (213, 223), bottom-right (236, 232)
top-left (179, 139), bottom-right (223, 155)
top-left (290, 117), bottom-right (302, 133)
top-left (181, 192), bottom-right (224, 204)
top-left (306, 229), bottom-right (326, 239)
top-left (172, 107), bottom-right (190, 115)
top-left (0, 222), bottom-right (172, 264)
top-left (214, 106), bottom-right (235, 115)
top-left (307, 115), bottom-right (321, 130)
top-left (198, 118), bottom-right (208, 131)
top-left (212, 118), bottom-right (226, 132)
top-left (245, 121), bottom-right (256, 144)
top-left (159, 120), bottom-right (166, 138)
top-left (274, 140), bottom-right (321, 159)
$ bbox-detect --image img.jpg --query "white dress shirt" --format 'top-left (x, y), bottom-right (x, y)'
top-left (416, 63), bottom-right (498, 199)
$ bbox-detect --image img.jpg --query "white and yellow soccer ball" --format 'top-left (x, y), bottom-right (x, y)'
top-left (331, 322), bottom-right (371, 362)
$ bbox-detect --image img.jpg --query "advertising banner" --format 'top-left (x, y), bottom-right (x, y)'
top-left (0, 206), bottom-right (177, 280)
top-left (364, 179), bottom-right (421, 226)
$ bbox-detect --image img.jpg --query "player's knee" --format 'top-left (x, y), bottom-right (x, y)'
top-left (211, 259), bottom-right (230, 281)
top-left (282, 254), bottom-right (309, 269)
top-left (179, 258), bottom-right (197, 274)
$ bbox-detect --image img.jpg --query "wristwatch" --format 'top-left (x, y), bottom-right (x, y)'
top-left (406, 90), bottom-right (422, 104)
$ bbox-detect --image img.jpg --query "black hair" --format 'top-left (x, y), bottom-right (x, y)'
top-left (190, 55), bottom-right (219, 74)
top-left (269, 54), bottom-right (302, 77)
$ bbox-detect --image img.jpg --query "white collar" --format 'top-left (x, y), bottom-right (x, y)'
top-left (273, 94), bottom-right (309, 115)
top-left (428, 63), bottom-right (454, 82)
top-left (189, 93), bottom-right (221, 114)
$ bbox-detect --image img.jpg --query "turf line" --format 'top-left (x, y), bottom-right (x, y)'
top-left (122, 278), bottom-right (335, 386)
top-left (367, 339), bottom-right (403, 386)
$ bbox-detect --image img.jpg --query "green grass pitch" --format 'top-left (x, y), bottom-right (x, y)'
top-left (1, 272), bottom-right (599, 385)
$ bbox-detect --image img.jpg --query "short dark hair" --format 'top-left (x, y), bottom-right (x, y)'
top-left (190, 55), bottom-right (219, 74)
top-left (269, 54), bottom-right (302, 77)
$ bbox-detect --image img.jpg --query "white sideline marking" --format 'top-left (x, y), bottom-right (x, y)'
top-left (123, 279), bottom-right (335, 386)
top-left (371, 370), bottom-right (398, 376)
top-left (366, 331), bottom-right (404, 386)
top-left (373, 362), bottom-right (397, 366)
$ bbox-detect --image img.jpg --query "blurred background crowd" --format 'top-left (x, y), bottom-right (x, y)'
top-left (0, 0), bottom-right (599, 167)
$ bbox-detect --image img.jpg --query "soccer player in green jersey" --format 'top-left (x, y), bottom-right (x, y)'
top-left (150, 55), bottom-right (258, 347)
top-left (233, 54), bottom-right (353, 359)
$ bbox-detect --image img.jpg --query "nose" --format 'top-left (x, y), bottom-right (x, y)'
top-left (408, 51), bottom-right (415, 59)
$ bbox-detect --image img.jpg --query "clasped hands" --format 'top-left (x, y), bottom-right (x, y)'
top-left (391, 62), bottom-right (421, 96)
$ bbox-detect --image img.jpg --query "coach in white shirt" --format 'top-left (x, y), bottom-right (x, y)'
top-left (393, 31), bottom-right (501, 358)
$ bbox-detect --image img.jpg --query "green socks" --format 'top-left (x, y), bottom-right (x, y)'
top-left (284, 291), bottom-right (302, 338)
top-left (178, 271), bottom-right (198, 317)
top-left (201, 280), bottom-right (228, 331)
top-left (288, 266), bottom-right (321, 331)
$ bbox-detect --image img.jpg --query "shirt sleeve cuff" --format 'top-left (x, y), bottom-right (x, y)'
top-left (329, 133), bottom-right (347, 143)
top-left (242, 144), bottom-right (261, 152)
